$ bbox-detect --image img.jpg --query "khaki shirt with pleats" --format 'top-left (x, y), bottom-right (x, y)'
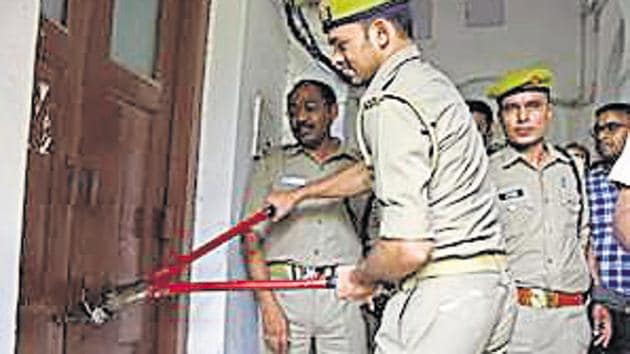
top-left (489, 144), bottom-right (591, 293)
top-left (243, 143), bottom-right (364, 266)
top-left (356, 44), bottom-right (505, 261)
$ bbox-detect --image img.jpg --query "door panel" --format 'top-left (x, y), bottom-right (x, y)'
top-left (17, 0), bottom-right (210, 353)
top-left (17, 14), bottom-right (72, 354)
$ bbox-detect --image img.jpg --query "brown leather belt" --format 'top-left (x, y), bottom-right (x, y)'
top-left (517, 287), bottom-right (586, 308)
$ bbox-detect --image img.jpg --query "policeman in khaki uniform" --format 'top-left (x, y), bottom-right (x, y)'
top-left (267, 1), bottom-right (516, 353)
top-left (242, 79), bottom-right (368, 354)
top-left (486, 66), bottom-right (612, 353)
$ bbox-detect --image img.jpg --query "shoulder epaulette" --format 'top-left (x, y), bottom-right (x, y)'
top-left (362, 96), bottom-right (383, 111)
top-left (281, 143), bottom-right (299, 151)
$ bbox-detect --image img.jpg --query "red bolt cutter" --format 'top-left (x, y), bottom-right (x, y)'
top-left (63, 206), bottom-right (337, 326)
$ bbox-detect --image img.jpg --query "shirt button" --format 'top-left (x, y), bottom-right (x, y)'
top-left (314, 249), bottom-right (320, 256)
top-left (547, 258), bottom-right (553, 264)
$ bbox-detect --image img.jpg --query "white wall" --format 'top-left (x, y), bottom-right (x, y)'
top-left (419, 0), bottom-right (584, 145)
top-left (621, 0), bottom-right (630, 98)
top-left (225, 0), bottom-right (290, 353)
top-left (190, 0), bottom-right (291, 353)
top-left (0, 1), bottom-right (39, 351)
top-left (187, 0), bottom-right (248, 352)
top-left (279, 0), bottom-right (629, 150)
top-left (603, 0), bottom-right (630, 100)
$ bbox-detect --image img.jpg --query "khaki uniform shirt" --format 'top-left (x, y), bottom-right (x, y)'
top-left (356, 45), bottom-right (504, 261)
top-left (489, 144), bottom-right (591, 293)
top-left (243, 143), bottom-right (363, 266)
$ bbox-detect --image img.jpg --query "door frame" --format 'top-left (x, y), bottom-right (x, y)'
top-left (154, 1), bottom-right (210, 352)
top-left (0, 1), bottom-right (40, 353)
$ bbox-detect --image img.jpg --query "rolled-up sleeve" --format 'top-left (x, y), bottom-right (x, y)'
top-left (372, 98), bottom-right (433, 240)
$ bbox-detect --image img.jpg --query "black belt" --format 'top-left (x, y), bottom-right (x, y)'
top-left (592, 286), bottom-right (630, 314)
top-left (267, 261), bottom-right (338, 280)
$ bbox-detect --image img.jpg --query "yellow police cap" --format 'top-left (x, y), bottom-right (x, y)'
top-left (486, 65), bottom-right (553, 101)
top-left (320, 0), bottom-right (409, 32)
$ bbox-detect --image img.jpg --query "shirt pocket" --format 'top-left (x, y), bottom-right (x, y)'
top-left (498, 198), bottom-right (534, 239)
top-left (558, 186), bottom-right (582, 234)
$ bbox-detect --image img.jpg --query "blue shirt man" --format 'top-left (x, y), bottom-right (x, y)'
top-left (587, 102), bottom-right (630, 353)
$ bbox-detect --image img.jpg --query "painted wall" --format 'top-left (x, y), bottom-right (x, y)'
top-left (420, 0), bottom-right (583, 144)
top-left (418, 0), bottom-right (627, 150)
top-left (189, 0), bottom-right (291, 353)
top-left (607, 0), bottom-right (630, 99)
top-left (280, 0), bottom-right (630, 150)
top-left (225, 0), bottom-right (290, 353)
top-left (186, 0), bottom-right (248, 352)
top-left (0, 0), bottom-right (39, 351)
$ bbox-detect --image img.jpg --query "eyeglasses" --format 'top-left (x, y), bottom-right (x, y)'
top-left (590, 121), bottom-right (627, 137)
top-left (501, 100), bottom-right (547, 118)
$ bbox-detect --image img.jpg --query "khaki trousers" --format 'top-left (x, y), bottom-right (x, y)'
top-left (507, 305), bottom-right (591, 354)
top-left (375, 271), bottom-right (516, 354)
top-left (261, 288), bottom-right (368, 354)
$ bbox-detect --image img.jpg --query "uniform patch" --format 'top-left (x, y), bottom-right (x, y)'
top-left (498, 187), bottom-right (525, 201)
top-left (280, 175), bottom-right (307, 187)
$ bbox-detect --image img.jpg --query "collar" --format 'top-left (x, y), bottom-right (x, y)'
top-left (501, 143), bottom-right (571, 170)
top-left (288, 139), bottom-right (357, 164)
top-left (590, 160), bottom-right (614, 173)
top-left (365, 44), bottom-right (422, 96)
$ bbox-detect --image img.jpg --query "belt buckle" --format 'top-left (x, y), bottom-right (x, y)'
top-left (317, 265), bottom-right (336, 278)
top-left (301, 265), bottom-right (319, 279)
top-left (269, 263), bottom-right (293, 280)
top-left (529, 288), bottom-right (550, 309)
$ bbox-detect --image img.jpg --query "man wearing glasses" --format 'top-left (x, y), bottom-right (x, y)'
top-left (587, 102), bottom-right (630, 353)
top-left (487, 66), bottom-right (611, 353)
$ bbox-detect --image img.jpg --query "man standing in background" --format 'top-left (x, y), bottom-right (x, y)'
top-left (466, 99), bottom-right (497, 152)
top-left (587, 102), bottom-right (630, 353)
top-left (486, 66), bottom-right (611, 353)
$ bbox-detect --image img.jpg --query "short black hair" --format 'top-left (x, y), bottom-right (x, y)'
top-left (466, 99), bottom-right (493, 127)
top-left (595, 102), bottom-right (630, 117)
top-left (360, 8), bottom-right (414, 39)
top-left (496, 87), bottom-right (551, 107)
top-left (564, 142), bottom-right (591, 168)
top-left (288, 79), bottom-right (337, 108)
top-left (383, 9), bottom-right (414, 38)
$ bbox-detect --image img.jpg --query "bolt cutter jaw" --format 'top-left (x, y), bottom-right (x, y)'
top-left (60, 280), bottom-right (150, 327)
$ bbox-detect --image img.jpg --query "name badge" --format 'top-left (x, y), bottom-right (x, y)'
top-left (279, 175), bottom-right (307, 188)
top-left (498, 187), bottom-right (525, 201)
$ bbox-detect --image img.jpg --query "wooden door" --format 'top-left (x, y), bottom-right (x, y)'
top-left (17, 1), bottom-right (209, 353)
